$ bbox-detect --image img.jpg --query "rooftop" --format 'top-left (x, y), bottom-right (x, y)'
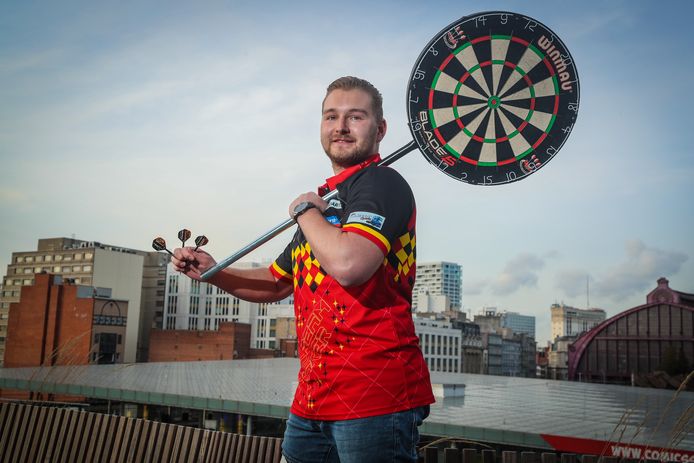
top-left (0, 359), bottom-right (691, 452)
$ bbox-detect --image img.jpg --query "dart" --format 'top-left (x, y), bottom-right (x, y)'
top-left (178, 228), bottom-right (191, 247)
top-left (193, 235), bottom-right (209, 251)
top-left (152, 237), bottom-right (174, 256)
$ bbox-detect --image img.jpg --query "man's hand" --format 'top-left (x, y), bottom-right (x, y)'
top-left (172, 247), bottom-right (217, 281)
top-left (288, 192), bottom-right (328, 219)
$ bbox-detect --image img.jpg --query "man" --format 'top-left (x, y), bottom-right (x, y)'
top-left (172, 76), bottom-right (434, 462)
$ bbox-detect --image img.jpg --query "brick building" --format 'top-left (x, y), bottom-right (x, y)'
top-left (1, 237), bottom-right (165, 364)
top-left (148, 322), bottom-right (275, 362)
top-left (2, 273), bottom-right (128, 400)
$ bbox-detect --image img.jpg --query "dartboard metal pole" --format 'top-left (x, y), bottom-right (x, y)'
top-left (200, 141), bottom-right (417, 280)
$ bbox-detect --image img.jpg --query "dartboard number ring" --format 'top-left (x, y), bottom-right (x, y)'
top-left (407, 11), bottom-right (580, 185)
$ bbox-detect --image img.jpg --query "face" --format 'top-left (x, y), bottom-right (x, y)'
top-left (321, 89), bottom-right (387, 172)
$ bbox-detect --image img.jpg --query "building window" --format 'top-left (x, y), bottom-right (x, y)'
top-left (83, 265), bottom-right (92, 272)
top-left (45, 255), bottom-right (53, 262)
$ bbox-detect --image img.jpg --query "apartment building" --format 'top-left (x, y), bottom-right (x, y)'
top-left (412, 262), bottom-right (462, 312)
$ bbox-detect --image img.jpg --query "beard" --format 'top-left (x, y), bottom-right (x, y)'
top-left (322, 128), bottom-right (379, 169)
top-left (324, 144), bottom-right (373, 169)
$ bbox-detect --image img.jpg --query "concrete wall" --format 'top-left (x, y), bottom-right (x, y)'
top-left (93, 249), bottom-right (144, 363)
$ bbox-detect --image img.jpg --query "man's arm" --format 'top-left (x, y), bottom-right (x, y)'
top-left (172, 248), bottom-right (293, 303)
top-left (289, 192), bottom-right (384, 287)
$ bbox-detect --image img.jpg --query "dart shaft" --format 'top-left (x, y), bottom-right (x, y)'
top-left (200, 140), bottom-right (417, 281)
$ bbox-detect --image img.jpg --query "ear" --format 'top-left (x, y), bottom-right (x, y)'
top-left (377, 118), bottom-right (387, 142)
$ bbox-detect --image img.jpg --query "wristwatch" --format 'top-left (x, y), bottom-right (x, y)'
top-left (292, 201), bottom-right (316, 220)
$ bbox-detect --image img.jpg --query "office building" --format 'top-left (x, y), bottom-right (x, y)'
top-left (475, 308), bottom-right (536, 377)
top-left (501, 311), bottom-right (536, 338)
top-left (0, 238), bottom-right (163, 365)
top-left (455, 320), bottom-right (484, 374)
top-left (413, 317), bottom-right (462, 373)
top-left (482, 332), bottom-right (502, 375)
top-left (551, 303), bottom-right (606, 340)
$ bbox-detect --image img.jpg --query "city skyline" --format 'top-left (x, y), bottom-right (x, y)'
top-left (2, 1), bottom-right (693, 346)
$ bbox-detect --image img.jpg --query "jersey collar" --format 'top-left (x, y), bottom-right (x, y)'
top-left (318, 154), bottom-right (381, 195)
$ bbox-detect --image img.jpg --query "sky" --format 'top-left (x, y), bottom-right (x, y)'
top-left (1, 0), bottom-right (693, 345)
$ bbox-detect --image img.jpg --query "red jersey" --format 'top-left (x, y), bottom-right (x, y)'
top-left (270, 155), bottom-right (434, 420)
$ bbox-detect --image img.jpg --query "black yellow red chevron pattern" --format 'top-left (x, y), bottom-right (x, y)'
top-left (292, 242), bottom-right (326, 292)
top-left (388, 231), bottom-right (416, 284)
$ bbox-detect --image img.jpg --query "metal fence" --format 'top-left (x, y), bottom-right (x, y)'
top-left (0, 401), bottom-right (282, 463)
top-left (420, 447), bottom-right (623, 463)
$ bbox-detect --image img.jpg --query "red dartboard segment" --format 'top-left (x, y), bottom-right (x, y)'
top-left (407, 11), bottom-right (579, 185)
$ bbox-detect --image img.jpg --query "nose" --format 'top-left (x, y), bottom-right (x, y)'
top-left (335, 116), bottom-right (349, 133)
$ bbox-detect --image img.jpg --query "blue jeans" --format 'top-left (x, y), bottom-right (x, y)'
top-left (282, 406), bottom-right (429, 463)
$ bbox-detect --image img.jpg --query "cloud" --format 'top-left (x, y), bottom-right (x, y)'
top-left (0, 187), bottom-right (30, 205)
top-left (593, 240), bottom-right (688, 301)
top-left (491, 253), bottom-right (546, 296)
top-left (463, 278), bottom-right (488, 296)
top-left (554, 241), bottom-right (688, 303)
top-left (554, 269), bottom-right (589, 298)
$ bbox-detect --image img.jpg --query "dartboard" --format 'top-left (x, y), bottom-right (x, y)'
top-left (407, 11), bottom-right (580, 185)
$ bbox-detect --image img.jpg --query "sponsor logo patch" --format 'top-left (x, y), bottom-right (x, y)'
top-left (347, 211), bottom-right (385, 230)
top-left (328, 199), bottom-right (343, 210)
top-left (325, 216), bottom-right (340, 225)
